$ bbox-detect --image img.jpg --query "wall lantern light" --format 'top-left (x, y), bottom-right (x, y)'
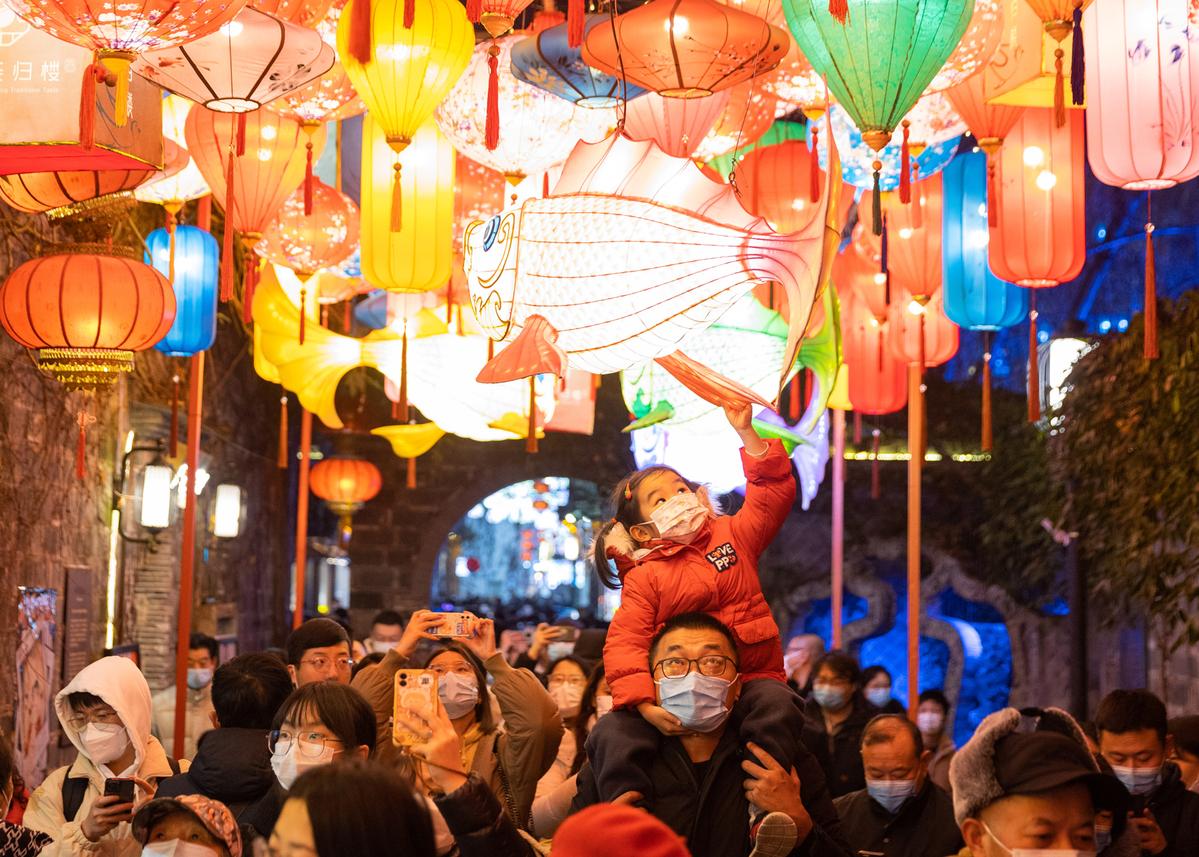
top-left (212, 484), bottom-right (243, 538)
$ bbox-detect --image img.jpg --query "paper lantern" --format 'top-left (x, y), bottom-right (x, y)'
top-left (706, 118), bottom-right (807, 177)
top-left (840, 288), bottom-right (906, 415)
top-left (510, 15), bottom-right (649, 108)
top-left (623, 91), bottom-right (730, 159)
top-left (945, 70), bottom-right (1025, 226)
top-left (454, 155), bottom-right (506, 249)
top-left (838, 227), bottom-right (889, 322)
top-left (371, 423), bottom-right (445, 458)
top-left (924, 0), bottom-right (1005, 94)
top-left (147, 226), bottom-right (220, 357)
top-left (134, 9), bottom-right (334, 113)
top-left (0, 168), bottom-right (152, 215)
top-left (888, 285), bottom-right (959, 369)
top-left (465, 132), bottom-right (837, 400)
top-left (582, 0), bottom-right (789, 98)
top-left (468, 0), bottom-right (537, 37)
top-left (0, 246), bottom-right (175, 387)
top-left (823, 104), bottom-right (960, 192)
top-left (310, 456), bottom-right (381, 541)
top-left (254, 0), bottom-right (334, 26)
top-left (135, 159), bottom-right (212, 209)
top-left (866, 173), bottom-right (944, 304)
top-left (692, 80), bottom-right (778, 161)
top-left (267, 60), bottom-right (366, 126)
top-left (435, 36), bottom-right (614, 181)
top-left (258, 180), bottom-right (359, 280)
top-left (360, 116), bottom-right (454, 293)
top-left (735, 137), bottom-right (854, 235)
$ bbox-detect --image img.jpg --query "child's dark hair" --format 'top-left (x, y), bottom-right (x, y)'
top-left (590, 465), bottom-right (700, 590)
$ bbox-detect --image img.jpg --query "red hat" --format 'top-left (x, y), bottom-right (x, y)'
top-left (552, 804), bottom-right (691, 857)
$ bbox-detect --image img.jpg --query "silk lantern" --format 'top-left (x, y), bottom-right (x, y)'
top-left (783, 0), bottom-right (972, 230)
top-left (254, 0), bottom-right (334, 25)
top-left (1025, 0), bottom-right (1095, 117)
top-left (147, 226), bottom-right (220, 357)
top-left (467, 0), bottom-right (536, 37)
top-left (925, 0), bottom-right (1005, 94)
top-left (823, 104), bottom-right (961, 193)
top-left (309, 456), bottom-right (382, 544)
top-left (0, 168), bottom-right (153, 215)
top-left (735, 137), bottom-right (853, 236)
top-left (888, 284), bottom-right (959, 370)
top-left (510, 15), bottom-right (649, 108)
top-left (268, 61), bottom-right (367, 126)
top-left (623, 91), bottom-right (730, 159)
top-left (1083, 0), bottom-right (1199, 359)
top-left (693, 80), bottom-right (779, 161)
top-left (945, 70), bottom-right (1026, 227)
top-left (582, 0), bottom-right (789, 98)
top-left (840, 288), bottom-right (906, 415)
top-left (873, 173), bottom-right (944, 305)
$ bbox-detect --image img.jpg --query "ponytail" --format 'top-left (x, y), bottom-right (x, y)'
top-left (590, 521), bottom-right (623, 590)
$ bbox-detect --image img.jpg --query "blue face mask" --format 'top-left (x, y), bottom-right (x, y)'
top-left (866, 778), bottom-right (917, 814)
top-left (811, 685), bottom-right (849, 711)
top-left (865, 686), bottom-right (892, 708)
top-left (1094, 824), bottom-right (1112, 853)
top-left (186, 668), bottom-right (213, 690)
top-left (1110, 764), bottom-right (1162, 796)
top-left (656, 672), bottom-right (734, 733)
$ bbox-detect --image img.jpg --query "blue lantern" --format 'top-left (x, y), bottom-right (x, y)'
top-left (942, 151), bottom-right (1027, 332)
top-left (146, 225), bottom-right (219, 357)
top-left (510, 15), bottom-right (648, 108)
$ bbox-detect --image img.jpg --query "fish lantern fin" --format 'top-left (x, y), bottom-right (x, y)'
top-left (476, 314), bottom-right (567, 383)
top-left (621, 402), bottom-right (676, 433)
top-left (488, 412), bottom-right (547, 439)
top-left (792, 285), bottom-right (842, 436)
top-left (750, 418), bottom-right (807, 455)
top-left (655, 351), bottom-right (775, 413)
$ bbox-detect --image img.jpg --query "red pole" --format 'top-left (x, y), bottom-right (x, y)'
top-left (831, 408), bottom-right (845, 649)
top-left (293, 409), bottom-right (313, 629)
top-left (906, 363), bottom-right (923, 718)
top-left (173, 352), bottom-right (204, 758)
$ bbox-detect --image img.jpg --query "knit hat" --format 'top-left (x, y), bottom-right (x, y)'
top-left (132, 794), bottom-right (243, 857)
top-left (552, 804), bottom-right (690, 857)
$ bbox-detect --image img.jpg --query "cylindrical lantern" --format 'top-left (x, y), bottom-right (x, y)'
top-left (841, 289), bottom-right (906, 415)
top-left (888, 285), bottom-right (959, 369)
top-left (510, 15), bottom-right (649, 108)
top-left (623, 90), bottom-right (730, 159)
top-left (0, 246), bottom-right (176, 387)
top-left (863, 173), bottom-right (944, 303)
top-left (147, 226), bottom-right (220, 357)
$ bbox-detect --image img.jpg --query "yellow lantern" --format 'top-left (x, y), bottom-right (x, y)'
top-left (361, 116), bottom-right (455, 293)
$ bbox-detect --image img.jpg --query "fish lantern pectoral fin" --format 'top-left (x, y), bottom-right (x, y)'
top-left (475, 315), bottom-right (568, 384)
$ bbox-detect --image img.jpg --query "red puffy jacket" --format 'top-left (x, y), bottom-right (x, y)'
top-left (603, 439), bottom-right (794, 709)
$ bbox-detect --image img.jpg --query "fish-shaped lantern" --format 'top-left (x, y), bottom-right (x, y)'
top-left (464, 130), bottom-right (840, 408)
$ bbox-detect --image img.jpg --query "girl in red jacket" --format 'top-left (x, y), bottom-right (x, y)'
top-left (585, 404), bottom-right (807, 809)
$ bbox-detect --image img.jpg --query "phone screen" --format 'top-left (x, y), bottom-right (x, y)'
top-left (104, 778), bottom-right (135, 804)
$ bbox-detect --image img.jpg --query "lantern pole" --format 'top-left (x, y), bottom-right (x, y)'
top-left (293, 408), bottom-right (313, 629)
top-left (906, 362), bottom-right (923, 719)
top-left (831, 408), bottom-right (845, 649)
top-left (173, 352), bottom-right (205, 758)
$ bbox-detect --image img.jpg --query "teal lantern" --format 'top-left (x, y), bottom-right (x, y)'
top-left (147, 225), bottom-right (219, 357)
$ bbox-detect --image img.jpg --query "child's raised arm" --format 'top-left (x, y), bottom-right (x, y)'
top-left (724, 402), bottom-right (768, 457)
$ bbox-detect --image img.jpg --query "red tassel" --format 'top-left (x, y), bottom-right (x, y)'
top-left (870, 429), bottom-right (881, 499)
top-left (278, 395), bottom-right (289, 469)
top-left (899, 120), bottom-right (911, 205)
top-left (526, 377), bottom-right (539, 454)
top-left (304, 142), bottom-right (314, 216)
top-left (828, 0), bottom-right (847, 24)
top-left (349, 0), bottom-right (372, 64)
top-left (1071, 5), bottom-right (1085, 106)
top-left (299, 288), bottom-right (307, 345)
top-left (787, 373), bottom-right (800, 423)
top-left (986, 154), bottom-right (999, 228)
top-left (567, 0), bottom-right (583, 46)
top-left (403, 0), bottom-right (414, 27)
top-left (981, 342), bottom-right (993, 452)
top-left (243, 253), bottom-right (256, 325)
top-left (406, 456), bottom-right (417, 489)
top-left (78, 61), bottom-right (109, 151)
top-left (486, 45), bottom-right (501, 151)
top-left (1028, 300), bottom-right (1041, 422)
top-left (808, 126), bottom-right (821, 204)
top-left (542, 172), bottom-right (550, 197)
top-left (467, 0), bottom-right (482, 20)
top-left (1053, 48), bottom-right (1066, 129)
top-left (1145, 219), bottom-right (1158, 360)
top-left (399, 325), bottom-right (409, 414)
top-left (170, 373), bottom-right (180, 458)
top-left (220, 152), bottom-right (236, 302)
top-left (390, 163), bottom-right (403, 232)
top-left (343, 299), bottom-right (353, 333)
top-left (197, 195), bottom-right (212, 231)
top-left (236, 113), bottom-right (247, 158)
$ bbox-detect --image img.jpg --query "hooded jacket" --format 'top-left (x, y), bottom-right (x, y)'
top-left (25, 656), bottom-right (186, 857)
top-left (603, 439), bottom-right (795, 709)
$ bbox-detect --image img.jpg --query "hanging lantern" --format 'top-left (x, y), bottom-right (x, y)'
top-left (254, 0), bottom-right (335, 26)
top-left (840, 288), bottom-right (906, 415)
top-left (888, 285), bottom-right (960, 370)
top-left (823, 104), bottom-right (961, 192)
top-left (734, 137), bottom-right (851, 235)
top-left (267, 60), bottom-right (367, 126)
top-left (0, 167), bottom-right (153, 216)
top-left (468, 0), bottom-right (537, 38)
top-left (838, 229), bottom-right (889, 323)
top-left (147, 226), bottom-right (221, 357)
top-left (454, 154), bottom-right (506, 248)
top-left (371, 423), bottom-right (445, 488)
top-left (865, 173), bottom-right (944, 304)
top-left (309, 456), bottom-right (382, 544)
top-left (760, 40), bottom-right (828, 117)
top-left (435, 35), bottom-right (614, 182)
top-left (582, 0), bottom-right (788, 98)
top-left (945, 70), bottom-right (1026, 227)
top-left (510, 15), bottom-right (649, 108)
top-left (0, 246), bottom-right (175, 387)
top-left (258, 180), bottom-right (359, 280)
top-left (530, 0), bottom-right (565, 31)
top-left (706, 118), bottom-right (807, 177)
top-left (623, 91), bottom-right (731, 159)
top-left (135, 160), bottom-right (212, 210)
top-left (924, 0), bottom-right (1005, 94)
top-left (1023, 0), bottom-right (1095, 119)
top-left (692, 79), bottom-right (779, 162)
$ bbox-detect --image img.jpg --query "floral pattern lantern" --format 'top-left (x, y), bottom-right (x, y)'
top-left (924, 0), bottom-right (1005, 94)
top-left (267, 60), bottom-right (367, 126)
top-left (582, 0), bottom-right (789, 98)
top-left (147, 225), bottom-right (221, 357)
top-left (254, 0), bottom-right (334, 26)
top-left (309, 456), bottom-right (382, 544)
top-left (623, 90), bottom-right (730, 159)
top-left (510, 15), bottom-right (649, 108)
top-left (822, 103), bottom-right (961, 193)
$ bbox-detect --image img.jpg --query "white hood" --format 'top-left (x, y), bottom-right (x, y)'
top-left (55, 656), bottom-right (153, 773)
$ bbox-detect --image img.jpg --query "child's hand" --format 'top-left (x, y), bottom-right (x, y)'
top-left (637, 702), bottom-right (690, 736)
top-left (723, 402), bottom-right (754, 432)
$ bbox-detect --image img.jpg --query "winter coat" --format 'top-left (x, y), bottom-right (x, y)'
top-left (1128, 762), bottom-right (1199, 857)
top-left (801, 695), bottom-right (878, 798)
top-left (434, 773), bottom-right (536, 857)
top-left (604, 439), bottom-right (795, 709)
top-left (150, 683), bottom-right (214, 761)
top-left (154, 727), bottom-right (285, 838)
top-left (926, 733), bottom-right (956, 796)
top-left (833, 781), bottom-right (963, 857)
top-left (25, 657), bottom-right (188, 857)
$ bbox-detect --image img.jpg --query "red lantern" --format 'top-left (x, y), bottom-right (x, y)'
top-left (840, 288), bottom-right (906, 416)
top-left (622, 90), bottom-right (731, 159)
top-left (876, 173), bottom-right (944, 303)
top-left (582, 0), bottom-right (788, 98)
top-left (258, 180), bottom-right (359, 279)
top-left (0, 246), bottom-right (176, 387)
top-left (888, 284), bottom-right (959, 370)
top-left (309, 456), bottom-right (383, 543)
top-left (254, 0), bottom-right (335, 25)
top-left (467, 0), bottom-right (537, 37)
top-left (846, 221), bottom-right (890, 322)
top-left (735, 138), bottom-right (851, 235)
top-left (0, 167), bottom-right (153, 216)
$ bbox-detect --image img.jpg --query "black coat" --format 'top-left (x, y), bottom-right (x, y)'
top-left (573, 727), bottom-right (853, 857)
top-left (833, 781), bottom-right (963, 857)
top-left (1128, 762), bottom-right (1199, 857)
top-left (434, 773), bottom-right (534, 857)
top-left (802, 696), bottom-right (880, 798)
top-left (154, 727), bottom-right (285, 838)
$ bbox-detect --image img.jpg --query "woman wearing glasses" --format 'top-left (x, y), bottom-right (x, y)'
top-left (267, 683), bottom-right (376, 790)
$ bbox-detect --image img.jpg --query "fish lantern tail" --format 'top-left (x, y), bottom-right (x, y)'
top-left (568, 0), bottom-right (584, 47)
top-left (1071, 5), bottom-right (1084, 106)
top-left (486, 45), bottom-right (501, 151)
top-left (828, 0), bottom-right (847, 24)
top-left (1145, 219), bottom-right (1158, 360)
top-left (349, 0), bottom-right (372, 64)
top-left (476, 315), bottom-right (567, 384)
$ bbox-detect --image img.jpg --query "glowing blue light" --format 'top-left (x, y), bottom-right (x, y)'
top-left (1099, 319), bottom-right (1112, 333)
top-left (146, 225), bottom-right (219, 357)
top-left (1038, 331), bottom-right (1050, 343)
top-left (1096, 226), bottom-right (1108, 240)
top-left (1117, 318), bottom-right (1129, 331)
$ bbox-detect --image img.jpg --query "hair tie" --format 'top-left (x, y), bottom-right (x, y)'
top-left (624, 481), bottom-right (633, 500)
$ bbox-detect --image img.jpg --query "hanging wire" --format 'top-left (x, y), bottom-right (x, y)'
top-left (607, 0), bottom-right (628, 131)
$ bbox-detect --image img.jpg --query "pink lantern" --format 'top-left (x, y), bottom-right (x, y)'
top-left (693, 80), bottom-right (778, 161)
top-left (623, 91), bottom-right (731, 159)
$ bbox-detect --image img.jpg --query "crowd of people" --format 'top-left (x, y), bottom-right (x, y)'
top-left (4, 405), bottom-right (1199, 857)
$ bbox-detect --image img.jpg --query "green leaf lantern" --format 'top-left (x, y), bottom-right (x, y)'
top-left (782, 0), bottom-right (974, 232)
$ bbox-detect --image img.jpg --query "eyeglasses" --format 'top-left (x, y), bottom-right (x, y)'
top-left (548, 675), bottom-right (587, 687)
top-left (653, 655), bottom-right (738, 680)
top-left (299, 656), bottom-right (354, 673)
top-left (65, 710), bottom-right (122, 731)
top-left (269, 730), bottom-right (345, 758)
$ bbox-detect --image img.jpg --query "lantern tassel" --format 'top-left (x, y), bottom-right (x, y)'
top-left (982, 345), bottom-right (993, 452)
top-left (486, 45), bottom-right (501, 151)
top-left (220, 149), bottom-right (237, 302)
top-left (809, 126), bottom-right (821, 203)
top-left (542, 171), bottom-right (550, 197)
top-left (1028, 300), bottom-right (1041, 423)
top-left (871, 162), bottom-right (882, 235)
top-left (403, 0), bottom-right (414, 28)
top-left (406, 456), bottom-right (417, 489)
top-left (170, 372), bottom-right (180, 459)
top-left (1145, 219), bottom-right (1158, 360)
top-left (243, 253), bottom-right (256, 326)
top-left (828, 0), bottom-right (847, 24)
top-left (304, 142), bottom-right (314, 216)
top-left (390, 163), bottom-right (403, 232)
top-left (1070, 5), bottom-right (1084, 106)
top-left (399, 325), bottom-right (409, 415)
top-left (870, 429), bottom-right (881, 500)
top-left (236, 112), bottom-right (247, 158)
top-left (278, 395), bottom-right (289, 469)
top-left (78, 61), bottom-right (110, 151)
top-left (567, 0), bottom-right (583, 47)
top-left (299, 288), bottom-right (307, 345)
top-left (526, 377), bottom-right (539, 454)
top-left (1053, 48), bottom-right (1066, 128)
top-left (197, 195), bottom-right (212, 231)
top-left (986, 155), bottom-right (999, 227)
top-left (349, 0), bottom-right (372, 63)
top-left (75, 411), bottom-right (88, 481)
top-left (344, 299), bottom-right (353, 333)
top-left (467, 0), bottom-right (481, 21)
top-left (899, 121), bottom-right (911, 205)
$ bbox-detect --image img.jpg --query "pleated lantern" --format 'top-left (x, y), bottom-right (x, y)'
top-left (988, 107), bottom-right (1085, 418)
top-left (783, 0), bottom-right (973, 230)
top-left (888, 285), bottom-right (959, 370)
top-left (309, 456), bottom-right (382, 544)
top-left (874, 173), bottom-right (944, 308)
top-left (924, 0), bottom-right (1005, 94)
top-left (185, 106), bottom-right (325, 310)
top-left (840, 287), bottom-right (907, 416)
top-left (146, 226), bottom-right (221, 357)
top-left (582, 0), bottom-right (789, 98)
top-left (254, 0), bottom-right (335, 25)
top-left (941, 150), bottom-right (1027, 450)
top-left (693, 80), bottom-right (779, 161)
top-left (945, 70), bottom-right (1026, 228)
top-left (623, 91), bottom-right (731, 159)
top-left (1083, 0), bottom-right (1199, 359)
top-left (510, 14), bottom-right (649, 108)
top-left (0, 168), bottom-right (153, 217)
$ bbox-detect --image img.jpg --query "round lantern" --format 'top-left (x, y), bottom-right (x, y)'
top-left (267, 60), bottom-right (366, 126)
top-left (254, 0), bottom-right (334, 26)
top-left (692, 79), bottom-right (778, 161)
top-left (822, 104), bottom-right (961, 192)
top-left (146, 226), bottom-right (220, 357)
top-left (309, 456), bottom-right (382, 542)
top-left (867, 173), bottom-right (944, 304)
top-left (735, 137), bottom-right (835, 234)
top-left (258, 180), bottom-right (358, 280)
top-left (623, 90), bottom-right (730, 159)
top-left (469, 0), bottom-right (537, 37)
top-left (510, 15), bottom-right (649, 108)
top-left (0, 246), bottom-right (176, 387)
top-left (840, 288), bottom-right (906, 415)
top-left (0, 167), bottom-right (153, 216)
top-left (945, 71), bottom-right (1025, 225)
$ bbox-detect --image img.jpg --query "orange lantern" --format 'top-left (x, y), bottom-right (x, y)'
top-left (735, 137), bottom-right (852, 235)
top-left (467, 0), bottom-right (536, 37)
top-left (888, 284), bottom-right (959, 370)
top-left (693, 79), bottom-right (778, 161)
top-left (254, 0), bottom-right (335, 25)
top-left (840, 288), bottom-right (906, 416)
top-left (845, 222), bottom-right (890, 323)
top-left (874, 173), bottom-right (944, 304)
top-left (622, 91), bottom-right (730, 159)
top-left (309, 456), bottom-right (383, 543)
top-left (267, 60), bottom-right (367, 127)
top-left (945, 70), bottom-right (1025, 227)
top-left (582, 0), bottom-right (789, 98)
top-left (0, 167), bottom-right (153, 216)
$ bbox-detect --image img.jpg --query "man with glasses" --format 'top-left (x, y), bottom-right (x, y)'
top-left (572, 612), bottom-right (851, 857)
top-left (285, 619), bottom-right (354, 687)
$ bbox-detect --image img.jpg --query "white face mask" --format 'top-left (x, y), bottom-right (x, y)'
top-left (594, 694), bottom-right (614, 720)
top-left (367, 639), bottom-right (399, 654)
top-left (983, 820), bottom-right (1096, 857)
top-left (549, 683), bottom-right (584, 718)
top-left (270, 743), bottom-right (336, 791)
top-left (142, 841), bottom-right (222, 857)
top-left (80, 722), bottom-right (130, 766)
top-left (644, 492), bottom-right (707, 543)
top-left (916, 711), bottom-right (944, 735)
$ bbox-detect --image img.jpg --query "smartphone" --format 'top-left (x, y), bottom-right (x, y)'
top-left (392, 669), bottom-right (441, 747)
top-left (554, 625), bottom-right (580, 642)
top-left (103, 778), bottom-right (135, 804)
top-left (427, 612), bottom-right (472, 637)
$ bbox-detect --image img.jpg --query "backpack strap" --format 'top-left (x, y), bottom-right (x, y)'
top-left (60, 776), bottom-right (89, 823)
top-left (166, 756), bottom-right (181, 776)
